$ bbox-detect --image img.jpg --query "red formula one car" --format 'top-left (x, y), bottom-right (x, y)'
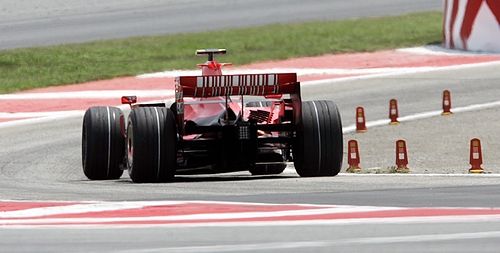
top-left (82, 49), bottom-right (343, 183)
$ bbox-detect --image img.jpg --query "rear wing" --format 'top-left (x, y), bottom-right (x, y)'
top-left (175, 73), bottom-right (300, 135)
top-left (175, 73), bottom-right (298, 97)
top-left (196, 49), bottom-right (226, 61)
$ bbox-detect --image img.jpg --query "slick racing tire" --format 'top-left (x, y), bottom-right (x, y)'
top-left (294, 100), bottom-right (343, 177)
top-left (249, 152), bottom-right (286, 175)
top-left (127, 107), bottom-right (177, 183)
top-left (82, 106), bottom-right (125, 180)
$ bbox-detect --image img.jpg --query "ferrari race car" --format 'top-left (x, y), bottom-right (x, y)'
top-left (82, 49), bottom-right (343, 183)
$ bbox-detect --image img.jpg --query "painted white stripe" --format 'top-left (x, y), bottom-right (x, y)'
top-left (354, 230), bottom-right (500, 244)
top-left (0, 99), bottom-right (175, 129)
top-left (2, 60), bottom-right (500, 129)
top-left (138, 56), bottom-right (500, 80)
top-left (0, 200), bottom-right (404, 220)
top-left (4, 214), bottom-right (500, 229)
top-left (342, 100), bottom-right (500, 134)
top-left (0, 110), bottom-right (85, 119)
top-left (0, 199), bottom-right (393, 218)
top-left (137, 67), bottom-right (441, 79)
top-left (0, 90), bottom-right (174, 100)
top-left (119, 231), bottom-right (500, 253)
top-left (0, 201), bottom-right (189, 218)
top-left (305, 60), bottom-right (500, 86)
top-left (0, 206), bottom-right (408, 224)
top-left (397, 45), bottom-right (500, 56)
top-left (0, 111), bottom-right (87, 129)
top-left (337, 173), bottom-right (500, 177)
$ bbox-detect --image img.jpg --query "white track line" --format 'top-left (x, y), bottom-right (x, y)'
top-left (1, 60), bottom-right (500, 129)
top-left (120, 231), bottom-right (500, 252)
top-left (0, 90), bottom-right (174, 100)
top-left (0, 206), bottom-right (404, 225)
top-left (343, 100), bottom-right (500, 134)
top-left (0, 110), bottom-right (86, 129)
top-left (5, 214), bottom-right (500, 229)
top-left (0, 200), bottom-right (375, 218)
top-left (137, 67), bottom-right (441, 78)
top-left (305, 60), bottom-right (500, 86)
top-left (0, 202), bottom-right (403, 221)
top-left (337, 173), bottom-right (500, 177)
top-left (397, 45), bottom-right (500, 56)
top-left (0, 110), bottom-right (85, 119)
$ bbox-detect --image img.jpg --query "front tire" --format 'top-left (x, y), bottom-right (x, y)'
top-left (294, 100), bottom-right (343, 177)
top-left (82, 106), bottom-right (125, 180)
top-left (127, 107), bottom-right (177, 183)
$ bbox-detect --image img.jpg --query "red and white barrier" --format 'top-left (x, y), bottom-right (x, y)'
top-left (443, 0), bottom-right (500, 52)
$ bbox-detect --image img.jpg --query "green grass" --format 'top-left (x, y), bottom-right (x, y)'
top-left (0, 11), bottom-right (442, 94)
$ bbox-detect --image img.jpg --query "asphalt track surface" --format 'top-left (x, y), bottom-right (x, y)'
top-left (1, 1), bottom-right (498, 252)
top-left (0, 0), bottom-right (441, 50)
top-left (2, 61), bottom-right (500, 252)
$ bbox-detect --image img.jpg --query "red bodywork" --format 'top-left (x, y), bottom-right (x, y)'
top-left (122, 49), bottom-right (302, 172)
top-left (174, 54), bottom-right (300, 137)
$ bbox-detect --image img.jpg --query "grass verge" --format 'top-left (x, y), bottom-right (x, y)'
top-left (0, 11), bottom-right (442, 93)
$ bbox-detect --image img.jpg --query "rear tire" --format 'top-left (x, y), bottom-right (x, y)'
top-left (294, 100), bottom-right (343, 177)
top-left (127, 107), bottom-right (177, 183)
top-left (82, 106), bottom-right (125, 180)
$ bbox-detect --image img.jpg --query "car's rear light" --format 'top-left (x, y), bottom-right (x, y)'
top-left (238, 125), bottom-right (250, 140)
top-left (264, 94), bottom-right (283, 99)
top-left (121, 96), bottom-right (137, 105)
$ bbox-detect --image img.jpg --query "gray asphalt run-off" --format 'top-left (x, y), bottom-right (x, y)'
top-left (1, 60), bottom-right (500, 203)
top-left (3, 222), bottom-right (500, 253)
top-left (343, 106), bottom-right (500, 174)
top-left (2, 1), bottom-right (500, 252)
top-left (0, 0), bottom-right (441, 50)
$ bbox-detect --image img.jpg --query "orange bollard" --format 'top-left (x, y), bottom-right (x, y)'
top-left (389, 99), bottom-right (399, 125)
top-left (469, 138), bottom-right (484, 173)
top-left (356, 107), bottom-right (367, 133)
top-left (346, 140), bottom-right (362, 173)
top-left (442, 90), bottom-right (453, 115)
top-left (395, 139), bottom-right (410, 173)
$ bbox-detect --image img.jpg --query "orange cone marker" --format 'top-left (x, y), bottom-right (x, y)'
top-left (346, 140), bottom-right (362, 173)
top-left (469, 138), bottom-right (484, 174)
top-left (442, 90), bottom-right (453, 115)
top-left (395, 139), bottom-right (410, 173)
top-left (389, 99), bottom-right (399, 125)
top-left (356, 107), bottom-right (367, 133)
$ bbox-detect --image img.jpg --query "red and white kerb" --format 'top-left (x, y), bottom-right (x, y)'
top-left (443, 0), bottom-right (500, 52)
